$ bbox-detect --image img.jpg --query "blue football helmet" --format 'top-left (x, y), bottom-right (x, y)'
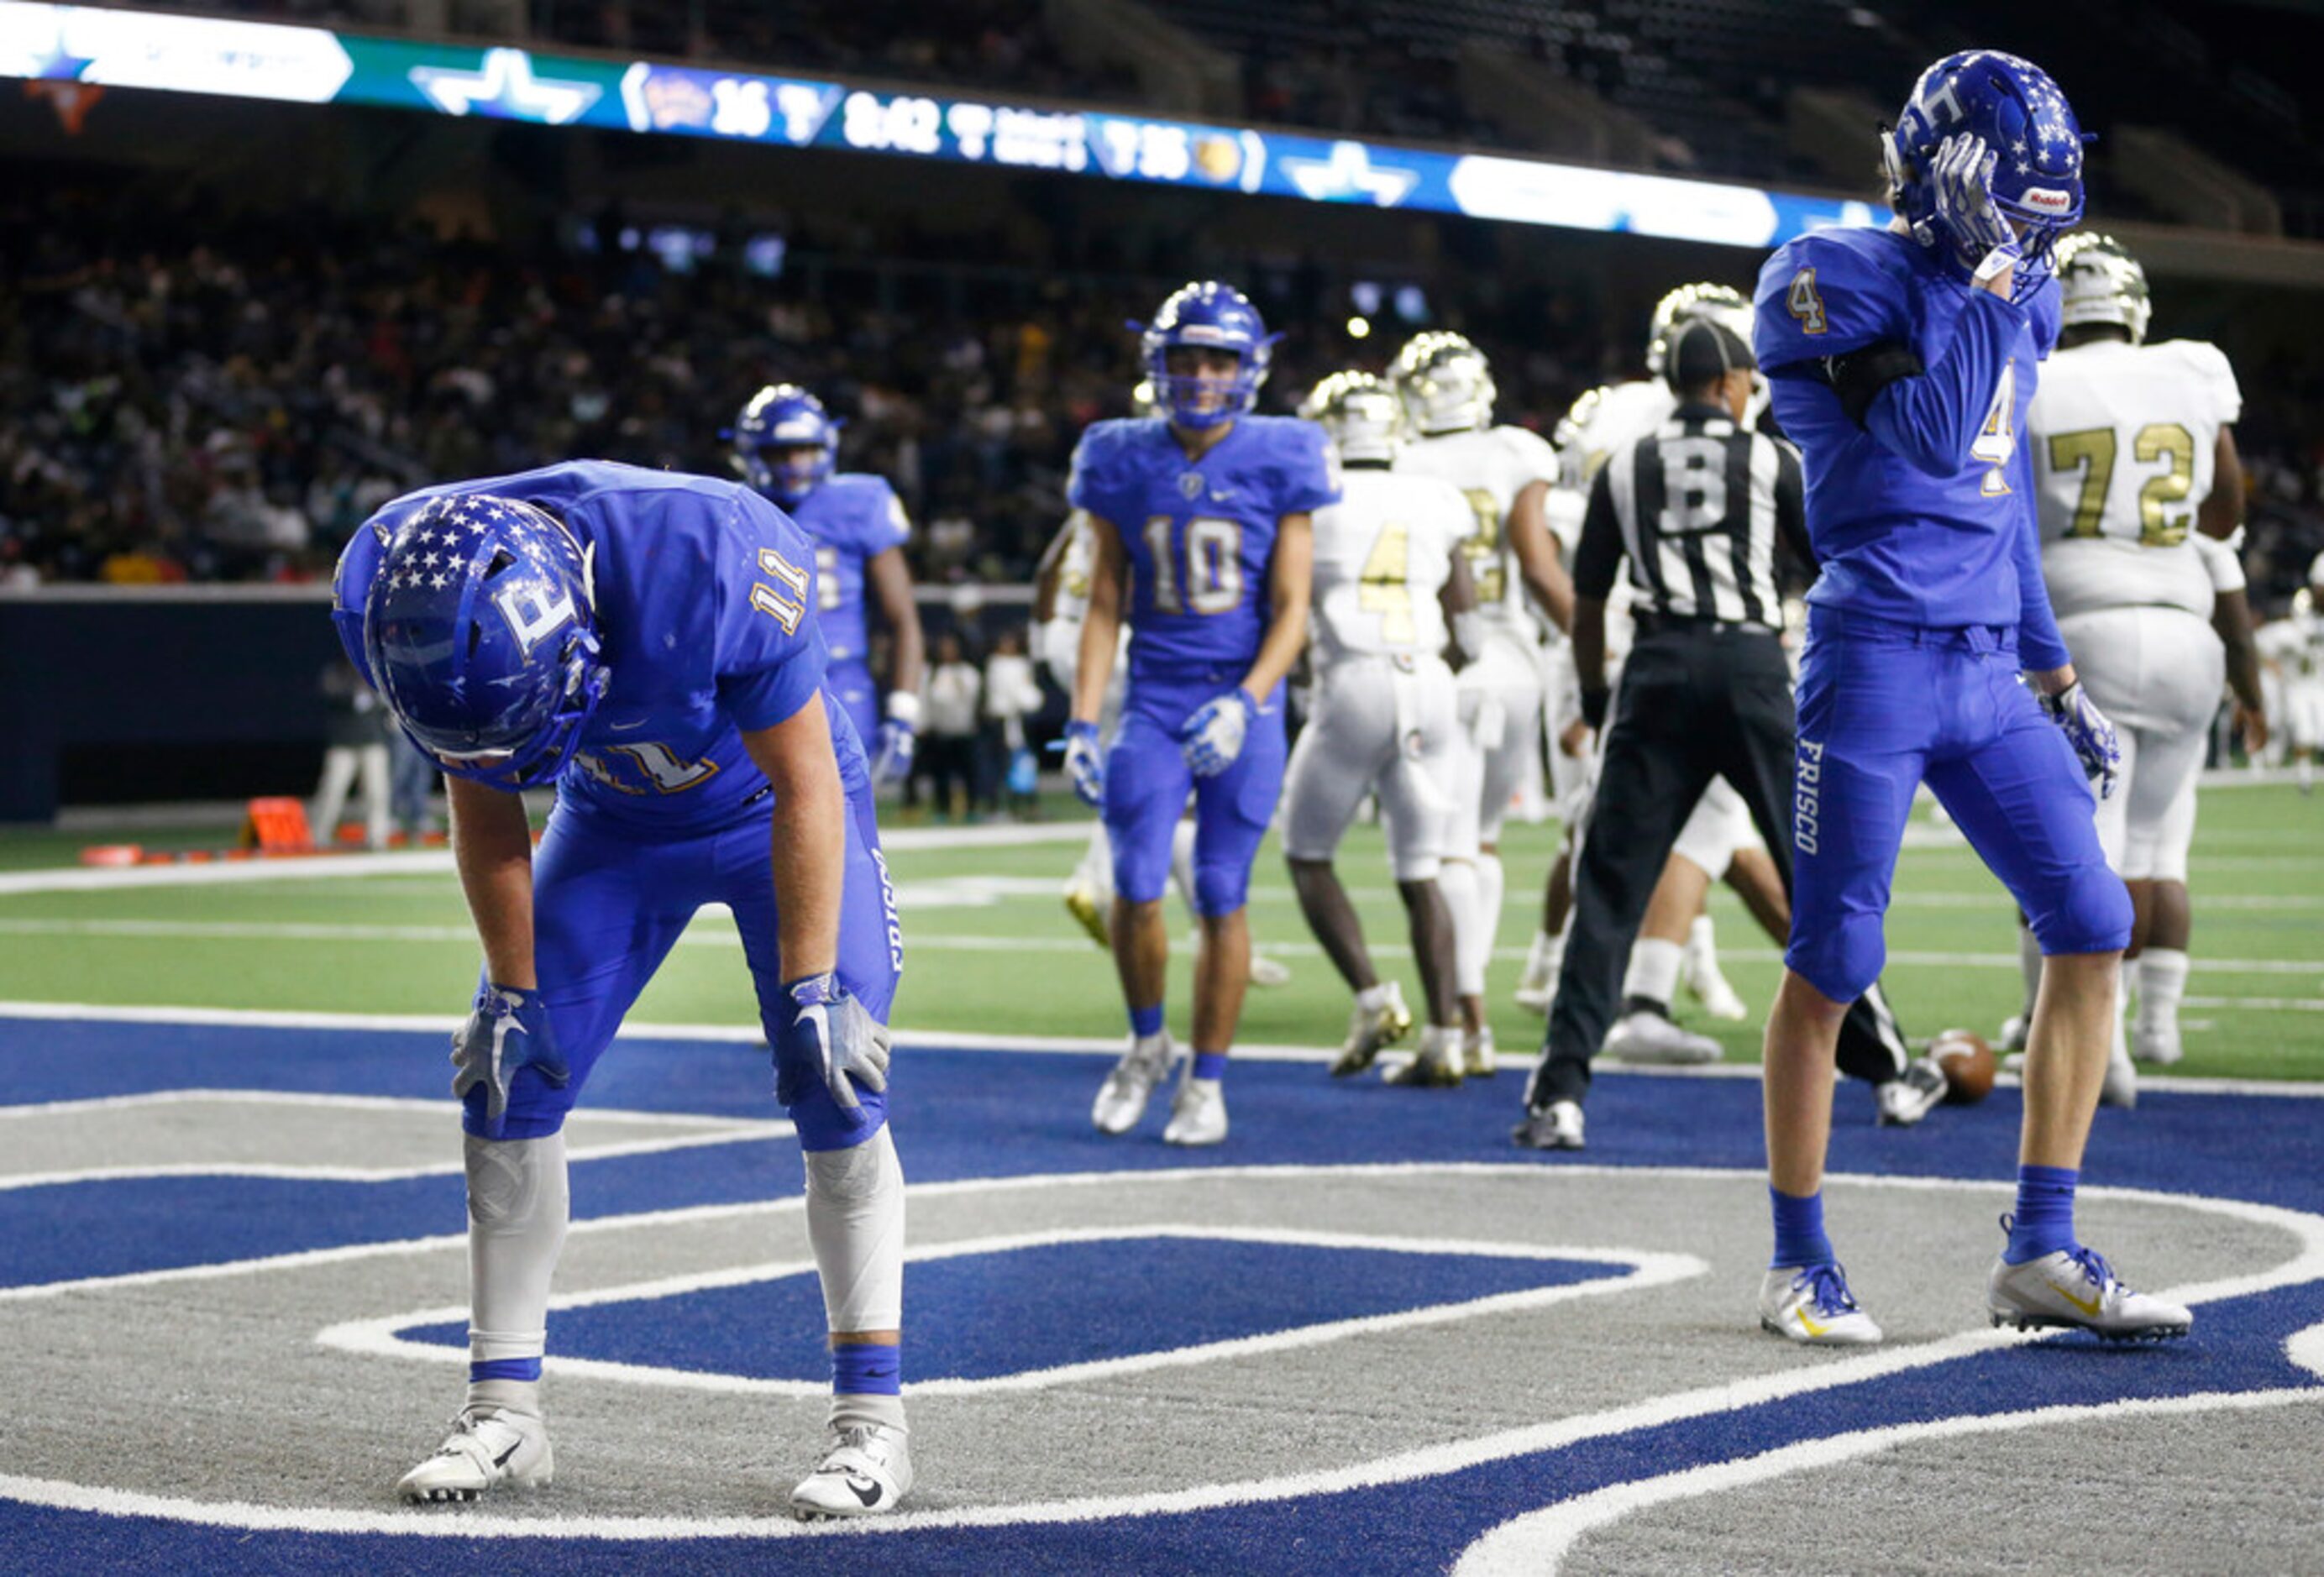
top-left (362, 494), bottom-right (610, 790)
top-left (732, 384), bottom-right (841, 506)
top-left (1136, 281), bottom-right (1278, 430)
top-left (1883, 50), bottom-right (2086, 300)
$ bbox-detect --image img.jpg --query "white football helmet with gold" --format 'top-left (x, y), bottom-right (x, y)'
top-left (1389, 332), bottom-right (1496, 437)
top-left (1645, 284), bottom-right (1752, 378)
top-left (2055, 233), bottom-right (2154, 344)
top-left (1300, 370), bottom-right (1401, 465)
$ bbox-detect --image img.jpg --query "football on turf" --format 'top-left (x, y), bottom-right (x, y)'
top-left (1930, 1029), bottom-right (1996, 1105)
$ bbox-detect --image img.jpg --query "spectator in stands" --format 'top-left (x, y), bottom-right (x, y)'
top-left (983, 626), bottom-right (1046, 820)
top-left (312, 655), bottom-right (392, 851)
top-left (918, 630), bottom-right (984, 821)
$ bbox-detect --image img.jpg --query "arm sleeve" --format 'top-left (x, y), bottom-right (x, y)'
top-left (1771, 442), bottom-right (1816, 569)
top-left (2009, 503), bottom-right (2071, 673)
top-left (1862, 290), bottom-right (2026, 477)
top-left (1571, 466), bottom-right (1625, 601)
top-left (716, 491), bottom-right (833, 731)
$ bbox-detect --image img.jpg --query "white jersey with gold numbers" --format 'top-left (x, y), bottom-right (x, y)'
top-left (1395, 424), bottom-right (1560, 637)
top-left (2028, 338), bottom-right (2242, 623)
top-left (1309, 469), bottom-right (1471, 667)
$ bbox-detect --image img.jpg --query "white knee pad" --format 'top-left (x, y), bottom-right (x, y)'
top-left (804, 1125), bottom-right (905, 1334)
top-left (1170, 818), bottom-right (1200, 914)
top-left (465, 1131), bottom-right (568, 1365)
top-left (1440, 858), bottom-right (1487, 998)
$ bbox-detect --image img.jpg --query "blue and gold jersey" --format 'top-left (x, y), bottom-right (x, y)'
top-left (336, 460), bottom-right (863, 836)
top-left (1754, 226), bottom-right (2069, 669)
top-left (1067, 415), bottom-right (1339, 686)
top-left (786, 473), bottom-right (910, 664)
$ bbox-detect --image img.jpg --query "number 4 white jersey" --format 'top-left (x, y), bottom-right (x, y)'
top-left (2027, 338), bottom-right (2242, 622)
top-left (1308, 469), bottom-right (1472, 666)
top-left (1394, 424), bottom-right (1561, 632)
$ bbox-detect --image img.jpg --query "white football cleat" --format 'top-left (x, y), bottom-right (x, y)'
top-left (1092, 1033), bottom-right (1175, 1135)
top-left (1513, 932), bottom-right (1561, 1015)
top-left (1162, 1071), bottom-right (1227, 1146)
top-left (1997, 1013), bottom-right (2029, 1054)
top-left (1875, 1057), bottom-right (1949, 1128)
top-left (2101, 1048), bottom-right (2139, 1109)
top-left (790, 1422), bottom-right (914, 1520)
top-left (2133, 1019), bottom-right (2184, 1066)
top-left (1759, 1264), bottom-right (1883, 1346)
top-left (1062, 879), bottom-right (1110, 950)
top-left (1463, 1023), bottom-right (1498, 1079)
top-left (1510, 1098), bottom-right (1585, 1150)
top-left (1330, 983), bottom-right (1413, 1077)
top-left (1248, 951), bottom-right (1293, 988)
top-left (1382, 1024), bottom-right (1465, 1087)
top-left (396, 1407), bottom-right (553, 1504)
top-left (1986, 1245), bottom-right (2191, 1343)
top-left (1602, 1009), bottom-right (1723, 1066)
top-left (1681, 933), bottom-right (1750, 1021)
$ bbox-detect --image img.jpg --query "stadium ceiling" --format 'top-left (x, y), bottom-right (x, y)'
top-left (0, 0), bottom-right (1882, 249)
top-left (6, 0), bottom-right (2323, 284)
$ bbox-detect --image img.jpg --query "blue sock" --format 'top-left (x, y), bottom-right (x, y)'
top-left (1192, 1050), bottom-right (1230, 1080)
top-left (1769, 1186), bottom-right (1834, 1270)
top-left (2005, 1165), bottom-right (2079, 1264)
top-left (468, 1357), bottom-right (541, 1383)
top-left (1129, 1003), bottom-right (1164, 1039)
top-left (831, 1342), bottom-right (901, 1396)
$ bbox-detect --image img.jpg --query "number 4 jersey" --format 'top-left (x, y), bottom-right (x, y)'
top-left (1308, 469), bottom-right (1473, 666)
top-left (1754, 225), bottom-right (2068, 669)
top-left (2027, 337), bottom-right (2242, 621)
top-left (1067, 415), bottom-right (1340, 688)
top-left (333, 459), bottom-right (857, 837)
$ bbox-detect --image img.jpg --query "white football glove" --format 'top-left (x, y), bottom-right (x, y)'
top-left (2041, 680), bottom-right (2122, 801)
top-left (774, 972), bottom-right (892, 1112)
top-left (1180, 689), bottom-right (1253, 778)
top-left (1062, 720), bottom-right (1105, 807)
top-left (1932, 134), bottom-right (2021, 285)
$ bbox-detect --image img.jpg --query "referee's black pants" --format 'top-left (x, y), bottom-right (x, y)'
top-left (1524, 624), bottom-right (1909, 1110)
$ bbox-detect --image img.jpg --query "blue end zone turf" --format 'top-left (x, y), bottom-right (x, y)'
top-left (3, 1014), bottom-right (2321, 1574)
top-left (400, 1238), bottom-right (1616, 1381)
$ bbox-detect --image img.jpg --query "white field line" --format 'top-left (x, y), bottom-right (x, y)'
top-left (0, 1165), bottom-right (2314, 1540)
top-left (3, 999), bottom-right (2323, 1093)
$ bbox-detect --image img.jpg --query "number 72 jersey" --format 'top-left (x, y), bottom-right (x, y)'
top-left (2026, 337), bottom-right (2242, 621)
top-left (1067, 415), bottom-right (1340, 685)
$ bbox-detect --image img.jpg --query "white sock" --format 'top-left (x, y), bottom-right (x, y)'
top-left (1074, 823), bottom-right (1113, 904)
top-left (1440, 859), bottom-right (1487, 998)
top-left (464, 1130), bottom-right (569, 1411)
top-left (2136, 948), bottom-right (2190, 1033)
top-left (1685, 914), bottom-right (1718, 972)
top-left (2017, 925), bottom-right (2043, 1020)
top-left (1477, 851), bottom-right (1506, 972)
top-left (1535, 927), bottom-right (1566, 970)
top-left (1356, 982), bottom-right (1394, 1013)
top-left (1169, 820), bottom-right (1199, 914)
top-left (1624, 937), bottom-right (1684, 1010)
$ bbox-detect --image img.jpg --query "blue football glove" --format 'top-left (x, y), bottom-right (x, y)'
top-left (871, 692), bottom-right (919, 787)
top-left (1931, 134), bottom-right (2021, 285)
top-left (1063, 719), bottom-right (1105, 807)
top-left (452, 982), bottom-right (570, 1140)
top-left (774, 972), bottom-right (892, 1112)
top-left (2041, 681), bottom-right (2122, 801)
top-left (1180, 689), bottom-right (1254, 778)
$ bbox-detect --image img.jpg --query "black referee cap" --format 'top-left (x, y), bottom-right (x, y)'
top-left (1665, 319), bottom-right (1756, 391)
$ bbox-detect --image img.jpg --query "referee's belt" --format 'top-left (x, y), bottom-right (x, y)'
top-left (1629, 610), bottom-right (1777, 640)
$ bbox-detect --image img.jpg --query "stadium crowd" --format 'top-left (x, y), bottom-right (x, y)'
top-left (3, 171), bottom-right (2321, 603)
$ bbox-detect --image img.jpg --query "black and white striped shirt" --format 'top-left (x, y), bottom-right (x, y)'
top-left (1573, 404), bottom-right (1809, 630)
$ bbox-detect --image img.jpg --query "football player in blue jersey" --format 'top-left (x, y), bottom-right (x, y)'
top-left (1750, 51), bottom-right (2188, 1347)
top-left (1064, 281), bottom-right (1338, 1145)
top-left (732, 385), bottom-right (926, 787)
top-left (332, 463), bottom-right (915, 1517)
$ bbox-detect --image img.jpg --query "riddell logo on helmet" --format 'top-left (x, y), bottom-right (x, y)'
top-left (2019, 187), bottom-right (2075, 216)
top-left (1178, 324), bottom-right (1238, 346)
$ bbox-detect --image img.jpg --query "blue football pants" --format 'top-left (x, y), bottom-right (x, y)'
top-left (1787, 612), bottom-right (2131, 1003)
top-left (1103, 678), bottom-right (1287, 918)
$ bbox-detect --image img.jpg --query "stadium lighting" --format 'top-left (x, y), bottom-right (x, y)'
top-left (1346, 317), bottom-right (1372, 339)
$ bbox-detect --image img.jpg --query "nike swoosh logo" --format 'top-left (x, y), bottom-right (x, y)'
top-left (493, 1441), bottom-right (521, 1468)
top-left (607, 718), bottom-right (649, 731)
top-left (845, 1473), bottom-right (882, 1507)
top-left (2048, 1278), bottom-right (2104, 1318)
top-left (1795, 1306), bottom-right (1828, 1339)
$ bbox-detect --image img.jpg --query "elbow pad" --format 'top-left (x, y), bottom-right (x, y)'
top-left (1823, 343), bottom-right (1927, 429)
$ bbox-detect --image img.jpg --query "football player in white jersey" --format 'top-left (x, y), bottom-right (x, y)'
top-left (1285, 373), bottom-right (1481, 1085)
top-left (1519, 286), bottom-right (1782, 1056)
top-left (1389, 333), bottom-right (1574, 1077)
top-left (2022, 235), bottom-right (2269, 1080)
top-left (2258, 560), bottom-right (2324, 792)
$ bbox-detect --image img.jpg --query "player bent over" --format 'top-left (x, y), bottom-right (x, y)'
top-left (1065, 281), bottom-right (1333, 1145)
top-left (1751, 52), bottom-right (2188, 1345)
top-left (333, 463), bottom-right (914, 1515)
top-left (1285, 373), bottom-right (1478, 1086)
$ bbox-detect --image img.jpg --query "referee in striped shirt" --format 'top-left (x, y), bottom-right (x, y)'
top-left (1515, 319), bottom-right (1808, 1150)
